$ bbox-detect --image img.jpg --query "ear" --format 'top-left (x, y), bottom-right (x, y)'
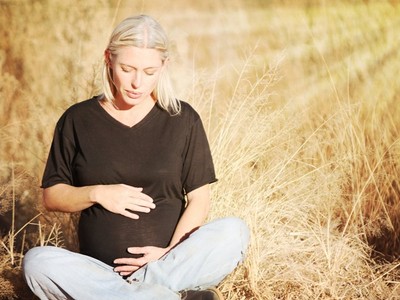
top-left (163, 57), bottom-right (170, 66)
top-left (104, 50), bottom-right (112, 67)
top-left (161, 57), bottom-right (170, 70)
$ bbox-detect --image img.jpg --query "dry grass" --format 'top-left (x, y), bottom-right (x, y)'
top-left (1, 0), bottom-right (400, 299)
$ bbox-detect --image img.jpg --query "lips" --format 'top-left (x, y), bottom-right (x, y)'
top-left (125, 90), bottom-right (142, 99)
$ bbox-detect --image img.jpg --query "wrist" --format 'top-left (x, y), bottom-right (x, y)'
top-left (88, 185), bottom-right (102, 204)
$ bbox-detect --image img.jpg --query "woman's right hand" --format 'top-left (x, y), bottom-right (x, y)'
top-left (92, 184), bottom-right (155, 219)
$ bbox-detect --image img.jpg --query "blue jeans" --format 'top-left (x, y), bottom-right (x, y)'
top-left (23, 217), bottom-right (250, 300)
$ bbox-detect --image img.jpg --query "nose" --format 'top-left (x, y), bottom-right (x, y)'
top-left (132, 71), bottom-right (141, 88)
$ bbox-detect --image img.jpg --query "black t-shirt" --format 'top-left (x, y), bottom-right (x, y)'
top-left (41, 96), bottom-right (217, 266)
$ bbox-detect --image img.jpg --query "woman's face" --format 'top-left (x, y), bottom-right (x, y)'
top-left (109, 46), bottom-right (163, 109)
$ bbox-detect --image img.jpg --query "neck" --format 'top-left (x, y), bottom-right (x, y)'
top-left (101, 97), bottom-right (156, 127)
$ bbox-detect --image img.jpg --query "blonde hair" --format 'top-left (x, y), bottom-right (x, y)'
top-left (101, 15), bottom-right (180, 115)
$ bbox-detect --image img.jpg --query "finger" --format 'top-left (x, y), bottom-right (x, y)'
top-left (114, 265), bottom-right (140, 274)
top-left (123, 185), bottom-right (153, 202)
top-left (119, 271), bottom-right (135, 276)
top-left (120, 210), bottom-right (139, 220)
top-left (134, 192), bottom-right (154, 203)
top-left (114, 257), bottom-right (147, 268)
top-left (127, 246), bottom-right (149, 255)
top-left (133, 198), bottom-right (156, 208)
top-left (114, 258), bottom-right (135, 265)
top-left (125, 187), bottom-right (153, 202)
top-left (125, 202), bottom-right (155, 213)
top-left (126, 197), bottom-right (156, 209)
top-left (114, 265), bottom-right (136, 272)
top-left (126, 206), bottom-right (151, 213)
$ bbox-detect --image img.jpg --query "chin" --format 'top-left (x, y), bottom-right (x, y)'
top-left (123, 101), bottom-right (142, 109)
top-left (117, 95), bottom-right (143, 107)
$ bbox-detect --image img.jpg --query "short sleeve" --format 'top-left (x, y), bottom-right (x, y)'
top-left (41, 114), bottom-right (77, 188)
top-left (181, 116), bottom-right (217, 194)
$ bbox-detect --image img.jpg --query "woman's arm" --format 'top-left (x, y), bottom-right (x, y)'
top-left (43, 183), bottom-right (155, 219)
top-left (168, 184), bottom-right (211, 247)
top-left (43, 183), bottom-right (97, 212)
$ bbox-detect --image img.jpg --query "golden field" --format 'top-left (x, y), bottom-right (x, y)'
top-left (1, 0), bottom-right (400, 299)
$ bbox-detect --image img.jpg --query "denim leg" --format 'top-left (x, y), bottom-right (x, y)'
top-left (22, 246), bottom-right (179, 300)
top-left (23, 217), bottom-right (249, 299)
top-left (129, 217), bottom-right (250, 292)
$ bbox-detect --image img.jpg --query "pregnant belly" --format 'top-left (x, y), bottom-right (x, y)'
top-left (78, 202), bottom-right (182, 266)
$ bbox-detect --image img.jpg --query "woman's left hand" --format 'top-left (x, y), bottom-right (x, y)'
top-left (113, 246), bottom-right (171, 276)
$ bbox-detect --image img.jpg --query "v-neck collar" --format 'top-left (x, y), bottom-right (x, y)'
top-left (95, 97), bottom-right (160, 130)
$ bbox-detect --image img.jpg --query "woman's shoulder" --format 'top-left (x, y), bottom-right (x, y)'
top-left (56, 96), bottom-right (101, 126)
top-left (64, 96), bottom-right (100, 114)
top-left (176, 100), bottom-right (201, 121)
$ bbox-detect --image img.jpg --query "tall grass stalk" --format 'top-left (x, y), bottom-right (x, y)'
top-left (10, 162), bottom-right (15, 266)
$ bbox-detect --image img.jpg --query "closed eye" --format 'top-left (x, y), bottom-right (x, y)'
top-left (121, 66), bottom-right (132, 73)
top-left (120, 64), bottom-right (160, 75)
